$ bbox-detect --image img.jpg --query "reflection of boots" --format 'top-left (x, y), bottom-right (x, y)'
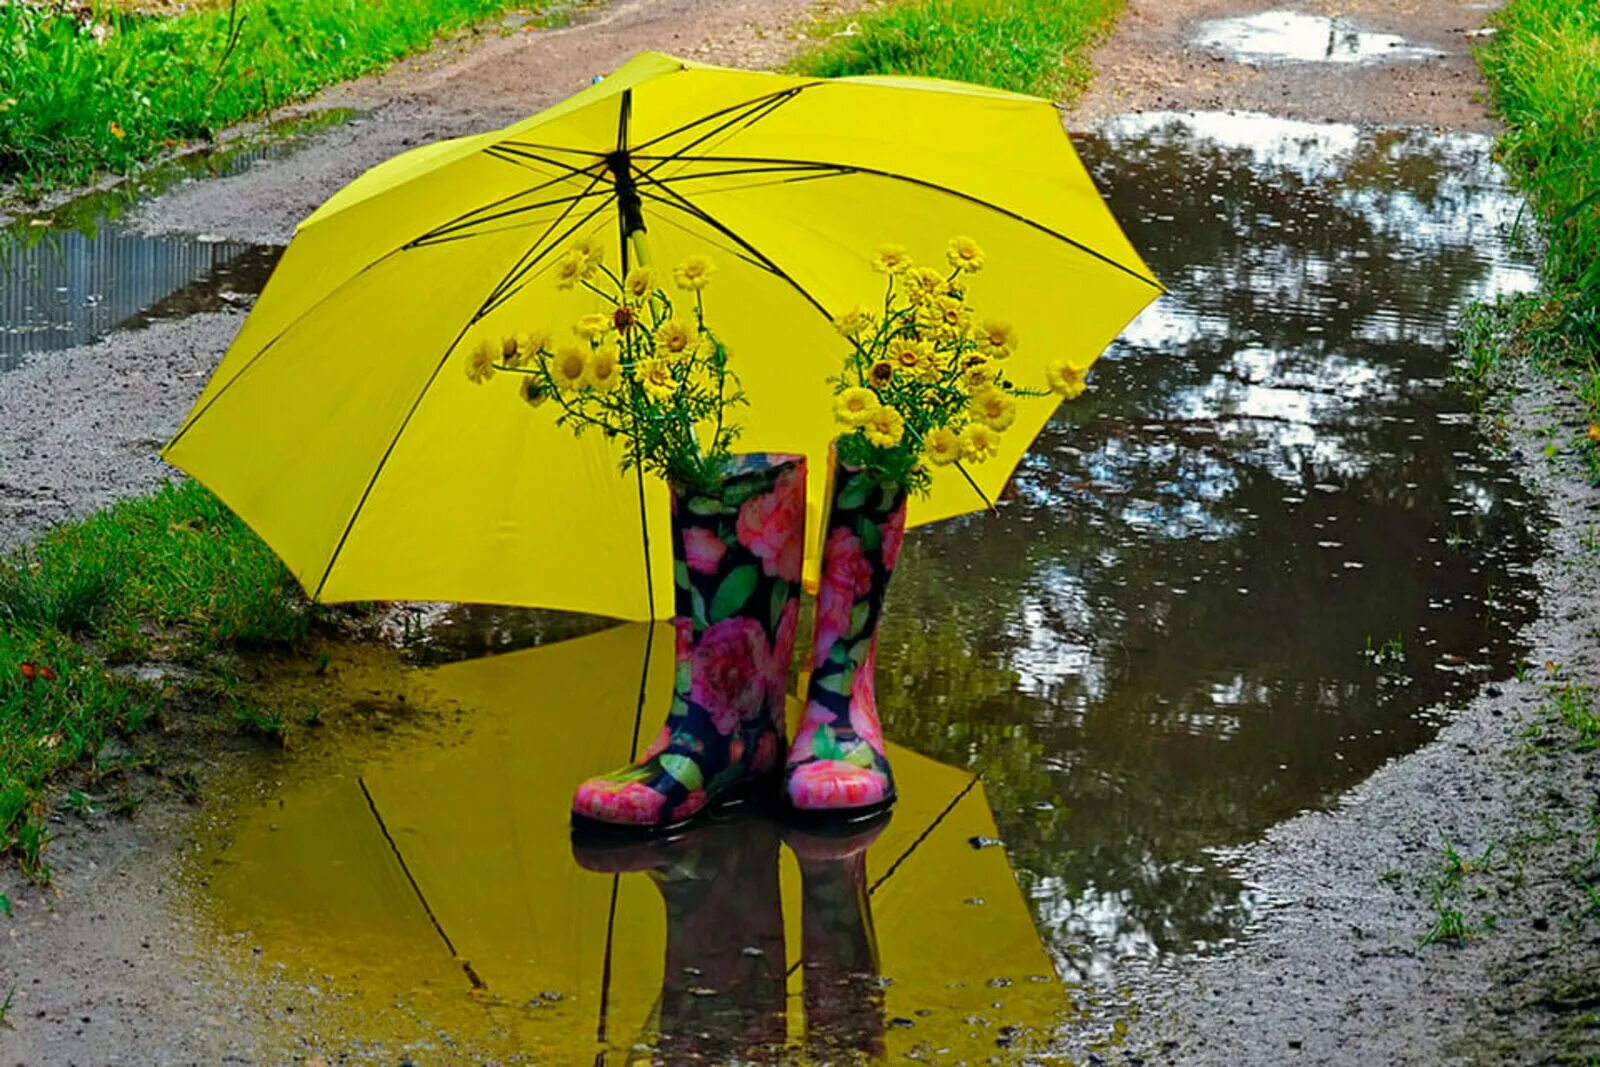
top-left (785, 461), bottom-right (906, 821)
top-left (785, 818), bottom-right (889, 1061)
top-left (573, 817), bottom-right (788, 1062)
top-left (573, 455), bottom-right (806, 834)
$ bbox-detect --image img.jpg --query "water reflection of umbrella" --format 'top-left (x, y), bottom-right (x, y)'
top-left (161, 50), bottom-right (1159, 622)
top-left (202, 624), bottom-right (1067, 1059)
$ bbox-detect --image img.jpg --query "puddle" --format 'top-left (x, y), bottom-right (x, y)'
top-left (876, 110), bottom-right (1541, 983)
top-left (177, 109), bottom-right (1542, 1055)
top-left (0, 110), bottom-right (349, 369)
top-left (1195, 10), bottom-right (1446, 64)
top-left (191, 629), bottom-right (1070, 1062)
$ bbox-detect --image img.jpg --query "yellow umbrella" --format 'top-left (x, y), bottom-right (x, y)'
top-left (198, 624), bottom-right (1070, 1060)
top-left (161, 51), bottom-right (1160, 621)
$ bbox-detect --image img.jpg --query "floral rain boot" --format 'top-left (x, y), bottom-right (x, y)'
top-left (572, 454), bottom-right (806, 835)
top-left (784, 464), bottom-right (907, 822)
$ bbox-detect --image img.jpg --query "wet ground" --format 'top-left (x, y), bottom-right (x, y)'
top-left (8, 0), bottom-right (1593, 1063)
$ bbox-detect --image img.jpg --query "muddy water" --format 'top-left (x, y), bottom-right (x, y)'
top-left (1194, 11), bottom-right (1446, 64)
top-left (179, 111), bottom-right (1543, 1059)
top-left (878, 112), bottom-right (1542, 982)
top-left (0, 113), bottom-right (348, 368)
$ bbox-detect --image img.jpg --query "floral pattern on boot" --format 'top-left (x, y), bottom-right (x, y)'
top-left (573, 454), bottom-right (806, 832)
top-left (785, 464), bottom-right (906, 818)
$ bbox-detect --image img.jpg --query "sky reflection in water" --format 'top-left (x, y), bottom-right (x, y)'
top-left (875, 112), bottom-right (1544, 981)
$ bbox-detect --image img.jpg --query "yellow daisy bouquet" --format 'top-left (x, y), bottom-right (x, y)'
top-left (829, 236), bottom-right (1087, 493)
top-left (465, 241), bottom-right (744, 490)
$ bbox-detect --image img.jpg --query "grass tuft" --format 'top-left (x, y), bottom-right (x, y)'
top-left (791, 0), bottom-right (1122, 102)
top-left (0, 0), bottom-right (557, 194)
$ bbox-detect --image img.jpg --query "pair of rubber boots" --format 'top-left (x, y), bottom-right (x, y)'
top-left (572, 453), bottom-right (904, 835)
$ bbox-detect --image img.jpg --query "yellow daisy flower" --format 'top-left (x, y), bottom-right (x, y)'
top-left (654, 318), bottom-right (700, 360)
top-left (961, 359), bottom-right (996, 393)
top-left (1046, 358), bottom-right (1088, 399)
top-left (464, 337), bottom-right (497, 384)
top-left (970, 387), bottom-right (1017, 431)
top-left (961, 423), bottom-right (1000, 462)
top-left (924, 425), bottom-right (963, 466)
top-left (886, 337), bottom-right (934, 379)
top-left (905, 266), bottom-right (948, 305)
top-left (510, 329), bottom-right (551, 368)
top-left (834, 305), bottom-right (875, 339)
top-left (520, 376), bottom-right (549, 408)
top-left (575, 237), bottom-right (604, 270)
top-left (587, 343), bottom-right (623, 392)
top-left (834, 386), bottom-right (881, 427)
top-left (863, 405), bottom-right (905, 450)
top-left (673, 255), bottom-right (715, 291)
top-left (574, 312), bottom-right (613, 341)
top-left (974, 319), bottom-right (1017, 359)
top-left (871, 244), bottom-right (912, 274)
top-left (553, 248), bottom-right (593, 290)
top-left (550, 345), bottom-right (589, 391)
top-left (634, 357), bottom-right (678, 401)
top-left (623, 267), bottom-right (655, 303)
top-left (946, 235), bottom-right (985, 273)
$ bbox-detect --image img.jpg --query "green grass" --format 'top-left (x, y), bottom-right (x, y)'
top-left (0, 0), bottom-right (560, 195)
top-left (0, 479), bottom-right (309, 877)
top-left (1465, 0), bottom-right (1600, 467)
top-left (791, 0), bottom-right (1122, 101)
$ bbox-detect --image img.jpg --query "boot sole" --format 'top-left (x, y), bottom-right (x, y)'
top-left (569, 766), bottom-right (781, 842)
top-left (778, 792), bottom-right (897, 831)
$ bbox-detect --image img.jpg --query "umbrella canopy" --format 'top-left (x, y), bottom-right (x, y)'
top-left (202, 623), bottom-right (1068, 1059)
top-left (162, 52), bottom-right (1159, 621)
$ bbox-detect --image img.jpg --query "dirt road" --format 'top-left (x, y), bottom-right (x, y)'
top-left (8, 0), bottom-right (1599, 1063)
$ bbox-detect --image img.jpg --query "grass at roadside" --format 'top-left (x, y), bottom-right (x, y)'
top-left (790, 0), bottom-right (1122, 102)
top-left (0, 479), bottom-right (310, 878)
top-left (1460, 0), bottom-right (1599, 470)
top-left (0, 0), bottom-right (566, 195)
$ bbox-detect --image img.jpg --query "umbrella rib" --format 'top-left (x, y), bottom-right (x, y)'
top-left (868, 773), bottom-right (982, 896)
top-left (310, 190), bottom-right (616, 600)
top-left (626, 84), bottom-right (810, 156)
top-left (628, 153), bottom-right (1163, 291)
top-left (633, 88), bottom-right (806, 184)
top-left (479, 175), bottom-right (614, 316)
top-left (407, 183), bottom-right (617, 249)
top-left (358, 777), bottom-right (486, 991)
top-left (411, 162), bottom-right (611, 247)
top-left (629, 175), bottom-right (831, 319)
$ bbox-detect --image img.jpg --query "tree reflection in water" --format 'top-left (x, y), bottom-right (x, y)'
top-left (876, 113), bottom-right (1545, 982)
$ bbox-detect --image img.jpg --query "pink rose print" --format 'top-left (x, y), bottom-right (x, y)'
top-left (573, 779), bottom-right (668, 825)
top-left (769, 598), bottom-right (800, 710)
top-left (848, 642), bottom-right (885, 752)
top-left (813, 527), bottom-right (873, 667)
top-left (735, 467), bottom-right (805, 581)
top-left (788, 702), bottom-right (832, 762)
top-left (881, 500), bottom-right (907, 572)
top-left (752, 729), bottom-right (781, 773)
top-left (691, 616), bottom-right (771, 735)
top-left (675, 616), bottom-right (694, 659)
top-left (670, 790), bottom-right (708, 821)
top-left (683, 527), bottom-right (727, 575)
top-left (786, 761), bottom-right (888, 810)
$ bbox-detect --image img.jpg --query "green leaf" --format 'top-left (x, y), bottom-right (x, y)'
top-left (846, 600), bottom-right (871, 640)
top-left (857, 516), bottom-right (881, 552)
top-left (813, 724), bottom-right (846, 761)
top-left (814, 669), bottom-right (851, 695)
top-left (691, 588), bottom-right (709, 629)
top-left (844, 744), bottom-right (876, 769)
top-left (709, 564), bottom-right (757, 622)
top-left (688, 495), bottom-right (733, 516)
top-left (674, 560), bottom-right (690, 590)
top-left (0, 892), bottom-right (9, 917)
top-left (770, 581), bottom-right (790, 632)
top-left (659, 754), bottom-right (704, 791)
top-left (836, 473), bottom-right (872, 511)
